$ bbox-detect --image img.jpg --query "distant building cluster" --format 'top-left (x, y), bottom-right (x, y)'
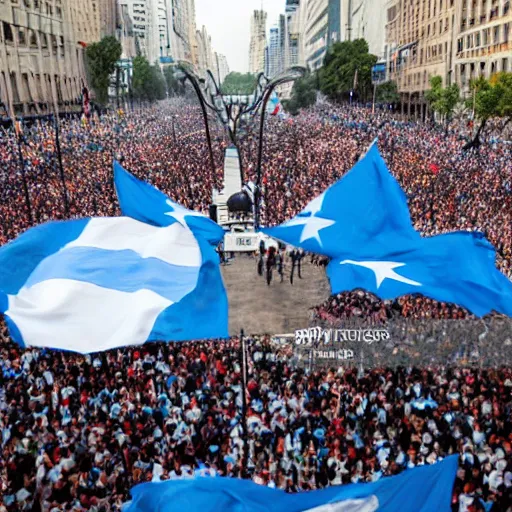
top-left (0, 0), bottom-right (229, 116)
top-left (251, 0), bottom-right (511, 106)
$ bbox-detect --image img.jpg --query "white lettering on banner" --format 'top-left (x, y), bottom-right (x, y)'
top-left (295, 328), bottom-right (389, 346)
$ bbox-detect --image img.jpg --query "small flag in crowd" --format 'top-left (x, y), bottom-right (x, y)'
top-left (124, 455), bottom-right (458, 512)
top-left (0, 217), bottom-right (228, 353)
top-left (429, 163), bottom-right (440, 175)
top-left (268, 91), bottom-right (282, 116)
top-left (114, 162), bottom-right (225, 245)
top-left (264, 142), bottom-right (512, 317)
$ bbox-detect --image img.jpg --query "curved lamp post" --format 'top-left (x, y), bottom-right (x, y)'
top-left (176, 63), bottom-right (305, 228)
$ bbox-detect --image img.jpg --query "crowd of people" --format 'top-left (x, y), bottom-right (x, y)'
top-left (0, 98), bottom-right (511, 510)
top-left (0, 338), bottom-right (510, 511)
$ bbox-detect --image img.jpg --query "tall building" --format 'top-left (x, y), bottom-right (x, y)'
top-left (120, 0), bottom-right (155, 61)
top-left (100, 0), bottom-right (119, 37)
top-left (348, 0), bottom-right (387, 58)
top-left (285, 0), bottom-right (301, 68)
top-left (196, 25), bottom-right (213, 77)
top-left (0, 0), bottom-right (100, 116)
top-left (187, 0), bottom-right (198, 67)
top-left (214, 53), bottom-right (229, 84)
top-left (453, 0), bottom-right (511, 96)
top-left (171, 0), bottom-right (194, 62)
top-left (266, 26), bottom-right (282, 77)
top-left (249, 10), bottom-right (267, 74)
top-left (385, 0), bottom-right (457, 117)
top-left (303, 0), bottom-right (345, 70)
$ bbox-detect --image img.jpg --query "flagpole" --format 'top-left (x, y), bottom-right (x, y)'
top-left (239, 329), bottom-right (249, 478)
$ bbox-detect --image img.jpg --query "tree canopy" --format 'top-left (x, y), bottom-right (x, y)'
top-left (283, 73), bottom-right (317, 115)
top-left (425, 75), bottom-right (460, 127)
top-left (221, 72), bottom-right (257, 95)
top-left (319, 39), bottom-right (377, 103)
top-left (86, 36), bottom-right (122, 105)
top-left (375, 81), bottom-right (400, 105)
top-left (132, 57), bottom-right (166, 102)
top-left (163, 67), bottom-right (186, 97)
top-left (464, 72), bottom-right (512, 148)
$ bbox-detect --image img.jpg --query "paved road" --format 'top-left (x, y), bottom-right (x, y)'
top-left (222, 255), bottom-right (330, 336)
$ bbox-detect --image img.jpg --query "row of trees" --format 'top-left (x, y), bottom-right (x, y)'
top-left (285, 39), bottom-right (400, 114)
top-left (221, 72), bottom-right (258, 95)
top-left (425, 72), bottom-right (512, 146)
top-left (86, 36), bottom-right (187, 106)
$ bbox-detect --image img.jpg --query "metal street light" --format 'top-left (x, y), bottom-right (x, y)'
top-left (177, 63), bottom-right (305, 227)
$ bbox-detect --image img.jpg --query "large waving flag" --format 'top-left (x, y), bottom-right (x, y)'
top-left (262, 142), bottom-right (421, 259)
top-left (263, 142), bottom-right (512, 317)
top-left (328, 231), bottom-right (512, 317)
top-left (124, 455), bottom-right (458, 512)
top-left (0, 217), bottom-right (228, 353)
top-left (114, 161), bottom-right (225, 245)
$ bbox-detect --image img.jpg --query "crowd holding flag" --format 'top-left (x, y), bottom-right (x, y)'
top-left (124, 455), bottom-right (459, 512)
top-left (263, 141), bottom-right (512, 317)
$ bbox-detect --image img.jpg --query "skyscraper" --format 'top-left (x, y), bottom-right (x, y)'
top-left (267, 26), bottom-right (282, 78)
top-left (249, 10), bottom-right (268, 74)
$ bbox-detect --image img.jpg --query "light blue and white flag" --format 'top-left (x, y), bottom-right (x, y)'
top-left (124, 455), bottom-right (459, 512)
top-left (114, 162), bottom-right (225, 246)
top-left (0, 217), bottom-right (228, 353)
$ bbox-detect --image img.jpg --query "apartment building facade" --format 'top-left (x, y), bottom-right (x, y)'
top-left (453, 0), bottom-right (511, 95)
top-left (0, 0), bottom-right (100, 117)
top-left (386, 0), bottom-right (457, 116)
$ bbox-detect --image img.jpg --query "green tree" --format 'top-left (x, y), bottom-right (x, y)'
top-left (319, 39), bottom-right (377, 102)
top-left (86, 36), bottom-right (122, 105)
top-left (375, 81), bottom-right (400, 105)
top-left (163, 67), bottom-right (186, 96)
top-left (464, 72), bottom-right (512, 149)
top-left (425, 75), bottom-right (460, 129)
top-left (221, 72), bottom-right (257, 95)
top-left (283, 73), bottom-right (317, 115)
top-left (132, 57), bottom-right (166, 102)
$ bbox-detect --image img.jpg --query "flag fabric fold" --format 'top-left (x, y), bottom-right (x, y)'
top-left (114, 161), bottom-right (225, 246)
top-left (263, 142), bottom-right (512, 317)
top-left (124, 455), bottom-right (459, 512)
top-left (327, 231), bottom-right (512, 317)
top-left (262, 142), bottom-right (421, 259)
top-left (0, 217), bottom-right (228, 353)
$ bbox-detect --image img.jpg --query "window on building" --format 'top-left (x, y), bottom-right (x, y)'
top-left (19, 28), bottom-right (26, 46)
top-left (29, 30), bottom-right (37, 48)
top-left (458, 38), bottom-right (463, 52)
top-left (3, 22), bottom-right (14, 43)
top-left (41, 32), bottom-right (47, 48)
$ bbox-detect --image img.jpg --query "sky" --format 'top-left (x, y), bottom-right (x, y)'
top-left (195, 0), bottom-right (286, 73)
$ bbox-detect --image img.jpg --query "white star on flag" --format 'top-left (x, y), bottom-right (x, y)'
top-left (340, 260), bottom-right (422, 288)
top-left (164, 199), bottom-right (204, 228)
top-left (283, 192), bottom-right (335, 246)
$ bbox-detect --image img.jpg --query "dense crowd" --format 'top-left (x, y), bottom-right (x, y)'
top-left (0, 99), bottom-right (511, 510)
top-left (0, 339), bottom-right (511, 511)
